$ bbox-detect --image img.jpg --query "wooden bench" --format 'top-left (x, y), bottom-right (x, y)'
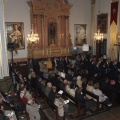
top-left (82, 89), bottom-right (101, 111)
top-left (62, 90), bottom-right (86, 118)
top-left (38, 87), bottom-right (65, 120)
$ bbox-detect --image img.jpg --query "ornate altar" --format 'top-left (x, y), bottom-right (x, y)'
top-left (27, 0), bottom-right (73, 59)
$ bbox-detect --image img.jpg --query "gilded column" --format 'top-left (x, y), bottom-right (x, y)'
top-left (41, 15), bottom-right (44, 48)
top-left (58, 16), bottom-right (61, 47)
top-left (66, 16), bottom-right (69, 47)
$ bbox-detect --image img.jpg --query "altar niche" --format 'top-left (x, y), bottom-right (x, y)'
top-left (48, 20), bottom-right (57, 46)
top-left (27, 0), bottom-right (73, 58)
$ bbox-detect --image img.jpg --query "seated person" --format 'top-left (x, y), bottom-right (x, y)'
top-left (68, 83), bottom-right (76, 97)
top-left (0, 104), bottom-right (17, 120)
top-left (86, 80), bottom-right (94, 100)
top-left (45, 82), bottom-right (52, 97)
top-left (0, 104), bottom-right (9, 120)
top-left (81, 78), bottom-right (87, 90)
top-left (76, 76), bottom-right (82, 88)
top-left (75, 86), bottom-right (89, 109)
top-left (41, 80), bottom-right (46, 93)
top-left (54, 93), bottom-right (69, 118)
top-left (0, 92), bottom-right (21, 113)
top-left (20, 86), bottom-right (32, 104)
top-left (93, 83), bottom-right (112, 107)
top-left (64, 80), bottom-right (70, 93)
top-left (26, 98), bottom-right (41, 120)
top-left (48, 85), bottom-right (57, 102)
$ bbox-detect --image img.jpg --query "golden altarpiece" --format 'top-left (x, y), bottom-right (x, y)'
top-left (27, 0), bottom-right (72, 59)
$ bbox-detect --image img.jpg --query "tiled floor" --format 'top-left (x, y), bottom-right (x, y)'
top-left (83, 106), bottom-right (120, 120)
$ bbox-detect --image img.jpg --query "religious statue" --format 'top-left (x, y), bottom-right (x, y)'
top-left (49, 21), bottom-right (56, 45)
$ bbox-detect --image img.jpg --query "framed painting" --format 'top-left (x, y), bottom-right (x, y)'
top-left (74, 24), bottom-right (87, 46)
top-left (5, 22), bottom-right (25, 49)
top-left (97, 13), bottom-right (108, 33)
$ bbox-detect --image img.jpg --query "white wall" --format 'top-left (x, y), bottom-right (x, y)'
top-left (4, 0), bottom-right (30, 59)
top-left (94, 0), bottom-right (112, 56)
top-left (4, 0), bottom-right (92, 59)
top-left (69, 0), bottom-right (91, 46)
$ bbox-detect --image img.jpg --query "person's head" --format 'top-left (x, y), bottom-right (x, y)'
top-left (94, 83), bottom-right (99, 89)
top-left (82, 78), bottom-right (87, 83)
top-left (63, 79), bottom-right (68, 85)
top-left (52, 85), bottom-right (57, 91)
top-left (77, 76), bottom-right (82, 81)
top-left (29, 59), bottom-right (32, 63)
top-left (30, 69), bottom-right (33, 72)
top-left (21, 86), bottom-right (26, 92)
top-left (47, 82), bottom-right (52, 88)
top-left (19, 73), bottom-right (22, 78)
top-left (38, 77), bottom-right (42, 82)
top-left (28, 98), bottom-right (34, 105)
top-left (85, 69), bottom-right (89, 74)
top-left (31, 71), bottom-right (36, 77)
top-left (87, 80), bottom-right (93, 86)
top-left (70, 83), bottom-right (75, 89)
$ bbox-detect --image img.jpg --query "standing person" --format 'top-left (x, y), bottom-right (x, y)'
top-left (26, 98), bottom-right (41, 120)
top-left (54, 93), bottom-right (64, 118)
top-left (64, 56), bottom-right (69, 73)
top-left (28, 59), bottom-right (33, 73)
top-left (46, 58), bottom-right (52, 70)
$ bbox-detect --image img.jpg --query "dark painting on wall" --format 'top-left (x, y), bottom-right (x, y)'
top-left (5, 22), bottom-right (25, 49)
top-left (97, 13), bottom-right (108, 33)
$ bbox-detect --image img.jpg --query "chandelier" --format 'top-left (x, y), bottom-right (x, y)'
top-left (27, 25), bottom-right (39, 49)
top-left (94, 0), bottom-right (104, 42)
top-left (94, 29), bottom-right (104, 42)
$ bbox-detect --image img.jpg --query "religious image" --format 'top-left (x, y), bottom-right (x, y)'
top-left (5, 22), bottom-right (25, 49)
top-left (74, 24), bottom-right (87, 46)
top-left (48, 21), bottom-right (57, 45)
top-left (97, 13), bottom-right (108, 33)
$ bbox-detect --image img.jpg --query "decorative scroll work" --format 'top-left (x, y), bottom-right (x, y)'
top-left (45, 0), bottom-right (60, 11)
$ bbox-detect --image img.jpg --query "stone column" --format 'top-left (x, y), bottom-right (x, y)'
top-left (0, 0), bottom-right (9, 79)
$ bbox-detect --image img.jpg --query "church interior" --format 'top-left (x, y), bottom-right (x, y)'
top-left (0, 0), bottom-right (120, 120)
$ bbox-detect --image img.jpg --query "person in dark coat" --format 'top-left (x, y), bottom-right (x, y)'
top-left (48, 86), bottom-right (57, 102)
top-left (28, 59), bottom-right (33, 73)
top-left (0, 104), bottom-right (9, 120)
top-left (75, 87), bottom-right (89, 109)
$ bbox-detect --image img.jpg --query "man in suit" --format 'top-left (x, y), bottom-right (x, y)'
top-left (26, 98), bottom-right (41, 120)
top-left (48, 85), bottom-right (57, 102)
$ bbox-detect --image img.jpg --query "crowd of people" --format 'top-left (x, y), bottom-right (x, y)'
top-left (27, 55), bottom-right (120, 118)
top-left (1, 54), bottom-right (120, 120)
